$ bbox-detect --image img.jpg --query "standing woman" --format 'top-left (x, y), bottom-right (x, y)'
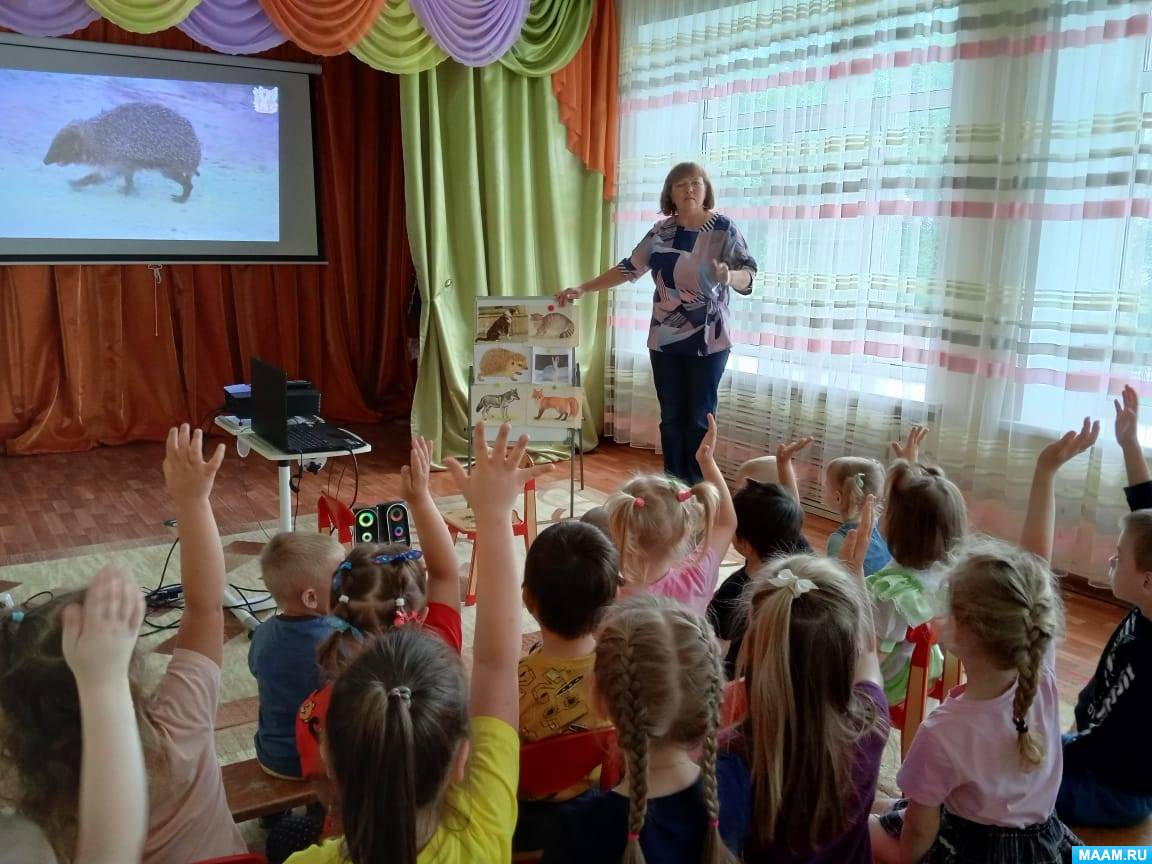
top-left (557, 163), bottom-right (757, 484)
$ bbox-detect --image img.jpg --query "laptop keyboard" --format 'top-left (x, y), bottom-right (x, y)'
top-left (287, 427), bottom-right (332, 452)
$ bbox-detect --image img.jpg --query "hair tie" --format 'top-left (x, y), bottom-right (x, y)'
top-left (626, 832), bottom-right (640, 842)
top-left (767, 568), bottom-right (818, 599)
top-left (393, 597), bottom-right (419, 628)
top-left (676, 489), bottom-right (693, 502)
top-left (338, 594), bottom-right (350, 606)
top-left (373, 550), bottom-right (424, 566)
top-left (388, 686), bottom-right (412, 705)
top-left (332, 560), bottom-right (352, 597)
top-left (9, 610), bottom-right (24, 623)
top-left (1014, 717), bottom-right (1029, 735)
top-left (322, 616), bottom-right (364, 643)
top-left (853, 473), bottom-right (866, 492)
top-left (708, 819), bottom-right (719, 829)
top-left (632, 496), bottom-right (645, 509)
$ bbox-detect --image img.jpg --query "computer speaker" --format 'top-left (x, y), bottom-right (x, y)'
top-left (351, 501), bottom-right (411, 546)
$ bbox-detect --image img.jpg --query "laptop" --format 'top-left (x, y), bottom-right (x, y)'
top-left (250, 357), bottom-right (341, 454)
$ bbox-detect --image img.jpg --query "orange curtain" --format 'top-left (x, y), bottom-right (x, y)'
top-left (257, 0), bottom-right (389, 56)
top-left (551, 0), bottom-right (618, 200)
top-left (0, 21), bottom-right (415, 455)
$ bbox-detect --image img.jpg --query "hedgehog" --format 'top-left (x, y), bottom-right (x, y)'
top-left (43, 102), bottom-right (202, 203)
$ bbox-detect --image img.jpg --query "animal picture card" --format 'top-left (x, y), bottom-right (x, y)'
top-left (471, 384), bottom-right (527, 427)
top-left (475, 300), bottom-right (529, 343)
top-left (531, 348), bottom-right (574, 385)
top-left (474, 343), bottom-right (530, 384)
top-left (523, 299), bottom-right (579, 348)
top-left (527, 385), bottom-right (583, 430)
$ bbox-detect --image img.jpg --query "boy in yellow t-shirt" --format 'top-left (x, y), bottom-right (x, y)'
top-left (515, 520), bottom-right (621, 850)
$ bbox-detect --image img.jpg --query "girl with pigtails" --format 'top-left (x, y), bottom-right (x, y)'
top-left (870, 420), bottom-right (1098, 863)
top-left (541, 594), bottom-right (748, 863)
top-left (604, 414), bottom-right (738, 615)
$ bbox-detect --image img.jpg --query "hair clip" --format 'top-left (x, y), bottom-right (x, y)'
top-left (373, 550), bottom-right (424, 566)
top-left (767, 568), bottom-right (818, 599)
top-left (322, 615), bottom-right (364, 643)
top-left (338, 594), bottom-right (350, 605)
top-left (387, 686), bottom-right (412, 705)
top-left (676, 489), bottom-right (693, 502)
top-left (1014, 717), bottom-right (1029, 735)
top-left (332, 561), bottom-right (353, 597)
top-left (9, 610), bottom-right (24, 623)
top-left (853, 473), bottom-right (866, 492)
top-left (392, 597), bottom-right (420, 628)
top-left (632, 496), bottom-right (646, 509)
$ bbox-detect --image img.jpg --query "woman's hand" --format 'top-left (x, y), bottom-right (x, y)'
top-left (555, 286), bottom-right (584, 307)
top-left (712, 260), bottom-right (730, 287)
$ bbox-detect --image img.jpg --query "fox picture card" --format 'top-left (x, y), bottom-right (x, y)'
top-left (475, 300), bottom-right (529, 343)
top-left (471, 384), bottom-right (528, 427)
top-left (527, 385), bottom-right (583, 430)
top-left (474, 343), bottom-right (530, 384)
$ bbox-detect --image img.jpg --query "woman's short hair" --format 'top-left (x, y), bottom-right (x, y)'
top-left (660, 162), bottom-right (715, 215)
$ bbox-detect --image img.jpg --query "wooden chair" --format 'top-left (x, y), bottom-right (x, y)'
top-left (222, 758), bottom-right (317, 823)
top-left (513, 728), bottom-right (621, 864)
top-left (317, 493), bottom-right (355, 544)
top-left (890, 623), bottom-right (965, 759)
top-left (443, 474), bottom-right (538, 606)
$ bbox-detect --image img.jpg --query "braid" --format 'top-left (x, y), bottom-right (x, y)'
top-left (691, 616), bottom-right (734, 864)
top-left (1012, 607), bottom-right (1051, 768)
top-left (618, 641), bottom-right (650, 864)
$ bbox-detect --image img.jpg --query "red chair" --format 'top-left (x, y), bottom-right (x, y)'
top-left (443, 474), bottom-right (538, 606)
top-left (317, 493), bottom-right (355, 543)
top-left (720, 678), bottom-right (747, 728)
top-left (514, 728), bottom-right (621, 864)
top-left (193, 855), bottom-right (268, 864)
top-left (889, 623), bottom-right (965, 759)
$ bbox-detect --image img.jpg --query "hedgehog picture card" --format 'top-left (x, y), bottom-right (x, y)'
top-left (474, 342), bottom-right (530, 384)
top-left (526, 385), bottom-right (584, 430)
top-left (521, 299), bottom-right (579, 348)
top-left (470, 384), bottom-right (528, 428)
top-left (475, 299), bottom-right (529, 343)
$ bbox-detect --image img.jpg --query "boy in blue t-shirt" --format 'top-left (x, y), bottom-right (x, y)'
top-left (248, 531), bottom-right (345, 778)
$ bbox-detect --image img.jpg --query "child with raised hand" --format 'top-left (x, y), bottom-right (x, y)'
top-left (249, 531), bottom-right (345, 779)
top-left (0, 424), bottom-right (246, 864)
top-left (822, 455), bottom-right (890, 575)
top-left (605, 413), bottom-right (738, 615)
top-left (63, 563), bottom-right (148, 864)
top-left (286, 422), bottom-right (551, 864)
top-left (707, 446), bottom-right (813, 679)
top-left (1058, 387), bottom-right (1152, 827)
top-left (295, 436), bottom-right (465, 786)
top-left (723, 497), bottom-right (890, 863)
top-left (542, 594), bottom-right (747, 864)
top-left (867, 425), bottom-right (968, 704)
top-left (870, 420), bottom-right (1097, 864)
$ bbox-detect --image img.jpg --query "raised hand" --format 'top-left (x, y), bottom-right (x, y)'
top-left (891, 425), bottom-right (929, 462)
top-left (555, 286), bottom-right (583, 307)
top-left (696, 413), bottom-right (720, 466)
top-left (62, 562), bottom-right (145, 691)
top-left (399, 436), bottom-right (434, 501)
top-left (445, 423), bottom-right (552, 520)
top-left (776, 436), bottom-right (814, 464)
top-left (1036, 417), bottom-right (1100, 475)
top-left (1115, 385), bottom-right (1141, 450)
top-left (163, 424), bottom-right (225, 506)
top-left (840, 495), bottom-right (876, 581)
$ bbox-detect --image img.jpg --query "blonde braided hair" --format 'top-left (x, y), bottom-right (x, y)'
top-left (946, 537), bottom-right (1063, 767)
top-left (593, 595), bottom-right (737, 864)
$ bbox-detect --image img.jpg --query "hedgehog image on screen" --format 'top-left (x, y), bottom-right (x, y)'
top-left (43, 102), bottom-right (203, 203)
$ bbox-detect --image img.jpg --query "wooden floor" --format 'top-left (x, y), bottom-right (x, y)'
top-left (0, 421), bottom-right (1127, 708)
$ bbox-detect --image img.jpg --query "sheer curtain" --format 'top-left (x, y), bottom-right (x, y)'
top-left (607, 0), bottom-right (1152, 580)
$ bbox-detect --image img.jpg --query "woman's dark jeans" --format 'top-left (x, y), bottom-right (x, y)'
top-left (649, 348), bottom-right (729, 484)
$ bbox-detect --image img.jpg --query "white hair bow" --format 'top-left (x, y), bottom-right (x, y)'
top-left (767, 568), bottom-right (818, 599)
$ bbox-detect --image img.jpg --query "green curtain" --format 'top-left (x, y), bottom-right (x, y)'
top-left (499, 0), bottom-right (593, 77)
top-left (350, 0), bottom-right (447, 74)
top-left (400, 61), bottom-right (611, 462)
top-left (85, 0), bottom-right (199, 32)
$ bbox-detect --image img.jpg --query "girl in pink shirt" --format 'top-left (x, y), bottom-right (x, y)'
top-left (604, 414), bottom-right (737, 616)
top-left (870, 420), bottom-right (1098, 863)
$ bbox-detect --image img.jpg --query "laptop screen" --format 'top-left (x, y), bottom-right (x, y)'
top-left (250, 357), bottom-right (289, 450)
